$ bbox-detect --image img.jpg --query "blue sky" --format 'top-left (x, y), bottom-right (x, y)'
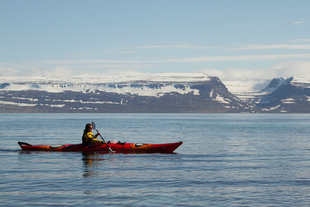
top-left (1, 0), bottom-right (310, 80)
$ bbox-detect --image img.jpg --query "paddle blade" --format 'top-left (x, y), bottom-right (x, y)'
top-left (91, 122), bottom-right (96, 130)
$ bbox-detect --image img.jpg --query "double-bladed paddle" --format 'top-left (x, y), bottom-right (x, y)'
top-left (91, 122), bottom-right (115, 153)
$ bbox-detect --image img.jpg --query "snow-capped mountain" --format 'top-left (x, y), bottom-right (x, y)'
top-left (255, 77), bottom-right (310, 112)
top-left (261, 77), bottom-right (289, 93)
top-left (0, 74), bottom-right (245, 112)
top-left (0, 74), bottom-right (309, 113)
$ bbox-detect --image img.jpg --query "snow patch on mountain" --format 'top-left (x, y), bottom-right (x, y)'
top-left (0, 100), bottom-right (37, 107)
top-left (214, 94), bottom-right (230, 104)
top-left (62, 99), bottom-right (122, 105)
top-left (11, 97), bottom-right (39, 102)
top-left (262, 105), bottom-right (281, 112)
top-left (291, 77), bottom-right (310, 88)
top-left (281, 98), bottom-right (296, 104)
top-left (0, 81), bottom-right (200, 97)
top-left (38, 103), bottom-right (66, 108)
top-left (223, 79), bottom-right (270, 100)
top-left (102, 83), bottom-right (200, 97)
top-left (0, 72), bottom-right (208, 97)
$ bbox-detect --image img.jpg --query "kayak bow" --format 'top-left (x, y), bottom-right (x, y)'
top-left (18, 141), bottom-right (183, 153)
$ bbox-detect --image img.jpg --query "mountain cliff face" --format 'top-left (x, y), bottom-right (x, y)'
top-left (0, 75), bottom-right (309, 113)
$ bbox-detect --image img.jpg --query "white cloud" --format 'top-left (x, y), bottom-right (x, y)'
top-left (139, 41), bottom-right (310, 51)
top-left (293, 21), bottom-right (305, 25)
top-left (236, 44), bottom-right (310, 50)
top-left (42, 59), bottom-right (142, 65)
top-left (139, 44), bottom-right (218, 49)
top-left (200, 60), bottom-right (310, 93)
top-left (289, 38), bottom-right (310, 43)
top-left (201, 60), bottom-right (310, 81)
top-left (270, 61), bottom-right (310, 78)
top-left (138, 42), bottom-right (310, 51)
top-left (0, 64), bottom-right (76, 80)
top-left (202, 68), bottom-right (270, 81)
top-left (164, 53), bottom-right (310, 63)
top-left (34, 66), bottom-right (74, 77)
top-left (7, 53), bottom-right (309, 71)
top-left (0, 66), bottom-right (20, 76)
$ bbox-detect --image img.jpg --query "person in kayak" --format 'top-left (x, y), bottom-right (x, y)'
top-left (82, 123), bottom-right (103, 145)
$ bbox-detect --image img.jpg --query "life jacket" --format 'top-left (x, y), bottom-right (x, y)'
top-left (82, 132), bottom-right (102, 145)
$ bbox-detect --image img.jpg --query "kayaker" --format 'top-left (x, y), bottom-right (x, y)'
top-left (82, 123), bottom-right (103, 145)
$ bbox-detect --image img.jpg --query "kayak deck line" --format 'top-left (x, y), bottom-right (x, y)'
top-left (18, 141), bottom-right (183, 153)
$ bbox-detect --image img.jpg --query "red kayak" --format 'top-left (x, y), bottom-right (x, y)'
top-left (18, 141), bottom-right (183, 153)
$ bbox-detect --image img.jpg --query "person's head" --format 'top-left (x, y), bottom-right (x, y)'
top-left (84, 123), bottom-right (93, 133)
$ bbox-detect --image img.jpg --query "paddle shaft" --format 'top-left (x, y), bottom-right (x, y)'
top-left (95, 129), bottom-right (114, 153)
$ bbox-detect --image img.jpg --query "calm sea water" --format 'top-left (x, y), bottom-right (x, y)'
top-left (1, 113), bottom-right (310, 206)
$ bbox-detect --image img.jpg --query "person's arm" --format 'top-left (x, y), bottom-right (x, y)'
top-left (90, 131), bottom-right (103, 144)
top-left (94, 132), bottom-right (100, 138)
